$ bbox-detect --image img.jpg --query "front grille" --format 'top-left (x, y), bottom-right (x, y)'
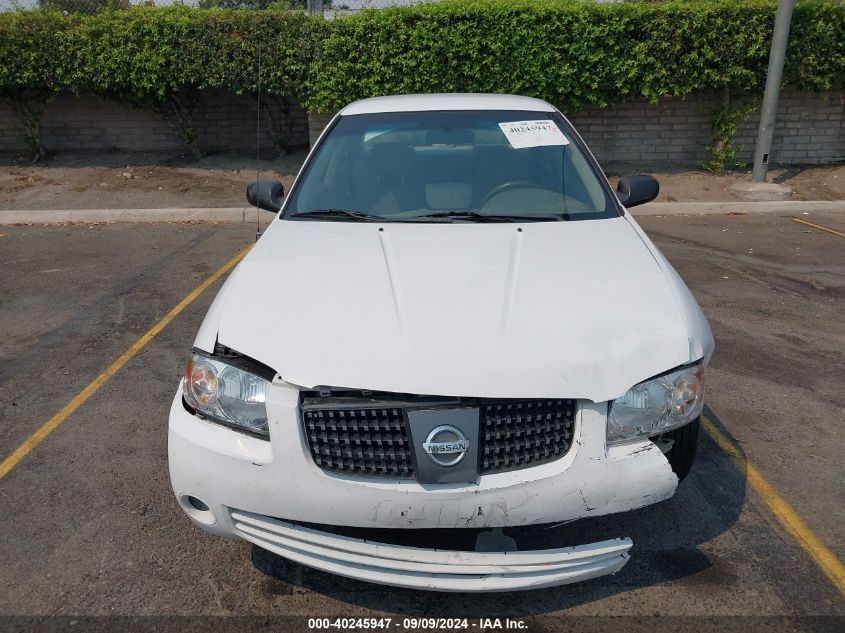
top-left (301, 392), bottom-right (576, 479)
top-left (479, 400), bottom-right (575, 474)
top-left (302, 405), bottom-right (415, 478)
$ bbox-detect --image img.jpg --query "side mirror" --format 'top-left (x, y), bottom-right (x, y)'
top-left (246, 179), bottom-right (285, 213)
top-left (616, 175), bottom-right (659, 208)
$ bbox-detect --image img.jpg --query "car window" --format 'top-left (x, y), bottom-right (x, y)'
top-left (284, 110), bottom-right (616, 222)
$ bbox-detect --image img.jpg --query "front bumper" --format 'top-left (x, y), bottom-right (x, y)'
top-left (232, 509), bottom-right (632, 592)
top-left (168, 382), bottom-right (678, 591)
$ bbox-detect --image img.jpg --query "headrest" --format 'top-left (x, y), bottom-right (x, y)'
top-left (368, 143), bottom-right (416, 183)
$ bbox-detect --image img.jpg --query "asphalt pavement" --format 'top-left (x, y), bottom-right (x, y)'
top-left (0, 213), bottom-right (843, 630)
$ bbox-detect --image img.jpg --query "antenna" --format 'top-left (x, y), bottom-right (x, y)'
top-left (254, 44), bottom-right (262, 241)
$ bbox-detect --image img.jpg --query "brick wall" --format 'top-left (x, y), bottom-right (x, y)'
top-left (2, 89), bottom-right (842, 166)
top-left (0, 91), bottom-right (309, 154)
top-left (565, 90), bottom-right (844, 166)
top-left (307, 112), bottom-right (336, 148)
top-left (734, 90), bottom-right (843, 165)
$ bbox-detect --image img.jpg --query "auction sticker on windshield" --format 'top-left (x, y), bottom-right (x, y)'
top-left (498, 120), bottom-right (569, 149)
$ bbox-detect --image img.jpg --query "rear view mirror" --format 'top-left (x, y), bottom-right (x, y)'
top-left (246, 179), bottom-right (285, 213)
top-left (616, 175), bottom-right (659, 208)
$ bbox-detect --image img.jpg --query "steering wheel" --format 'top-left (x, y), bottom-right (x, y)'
top-left (480, 180), bottom-right (536, 207)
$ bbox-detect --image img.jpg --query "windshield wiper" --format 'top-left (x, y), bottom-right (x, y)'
top-left (291, 209), bottom-right (566, 223)
top-left (410, 211), bottom-right (565, 223)
top-left (291, 209), bottom-right (387, 222)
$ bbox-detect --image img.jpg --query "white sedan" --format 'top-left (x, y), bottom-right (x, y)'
top-left (168, 93), bottom-right (714, 592)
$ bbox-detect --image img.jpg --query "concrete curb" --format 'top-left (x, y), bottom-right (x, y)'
top-left (0, 207), bottom-right (251, 225)
top-left (1, 201), bottom-right (844, 224)
top-left (633, 200), bottom-right (845, 216)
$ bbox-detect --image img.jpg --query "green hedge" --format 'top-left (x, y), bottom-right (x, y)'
top-left (0, 7), bottom-right (325, 99)
top-left (309, 0), bottom-right (844, 111)
top-left (1, 1), bottom-right (842, 108)
top-left (0, 9), bottom-right (79, 97)
top-left (0, 1), bottom-right (842, 155)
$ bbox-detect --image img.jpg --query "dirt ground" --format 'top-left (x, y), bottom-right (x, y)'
top-left (0, 151), bottom-right (308, 211)
top-left (604, 162), bottom-right (845, 202)
top-left (0, 150), bottom-right (843, 210)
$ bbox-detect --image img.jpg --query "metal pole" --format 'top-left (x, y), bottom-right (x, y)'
top-left (752, 0), bottom-right (794, 183)
top-left (306, 0), bottom-right (323, 17)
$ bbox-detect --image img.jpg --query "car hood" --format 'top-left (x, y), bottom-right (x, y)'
top-left (202, 216), bottom-right (712, 402)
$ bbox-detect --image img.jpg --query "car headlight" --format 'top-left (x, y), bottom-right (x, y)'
top-left (183, 350), bottom-right (271, 437)
top-left (607, 362), bottom-right (705, 445)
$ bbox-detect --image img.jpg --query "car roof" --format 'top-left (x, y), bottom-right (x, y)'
top-left (340, 93), bottom-right (556, 116)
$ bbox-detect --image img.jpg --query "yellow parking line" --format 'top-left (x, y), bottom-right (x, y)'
top-left (701, 414), bottom-right (845, 597)
top-left (0, 244), bottom-right (252, 480)
top-left (0, 233), bottom-right (8, 238)
top-left (791, 217), bottom-right (845, 238)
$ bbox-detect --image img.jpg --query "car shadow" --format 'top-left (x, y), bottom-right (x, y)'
top-left (250, 407), bottom-right (747, 615)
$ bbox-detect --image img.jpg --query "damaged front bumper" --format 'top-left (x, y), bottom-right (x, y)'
top-left (232, 509), bottom-right (632, 592)
top-left (168, 385), bottom-right (678, 591)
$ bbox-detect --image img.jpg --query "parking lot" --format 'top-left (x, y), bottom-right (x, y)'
top-left (0, 212), bottom-right (843, 627)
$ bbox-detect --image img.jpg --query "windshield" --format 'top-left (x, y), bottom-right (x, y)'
top-left (284, 110), bottom-right (616, 222)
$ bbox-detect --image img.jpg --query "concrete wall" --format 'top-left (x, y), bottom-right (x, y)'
top-left (2, 89), bottom-right (842, 166)
top-left (0, 91), bottom-right (309, 154)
